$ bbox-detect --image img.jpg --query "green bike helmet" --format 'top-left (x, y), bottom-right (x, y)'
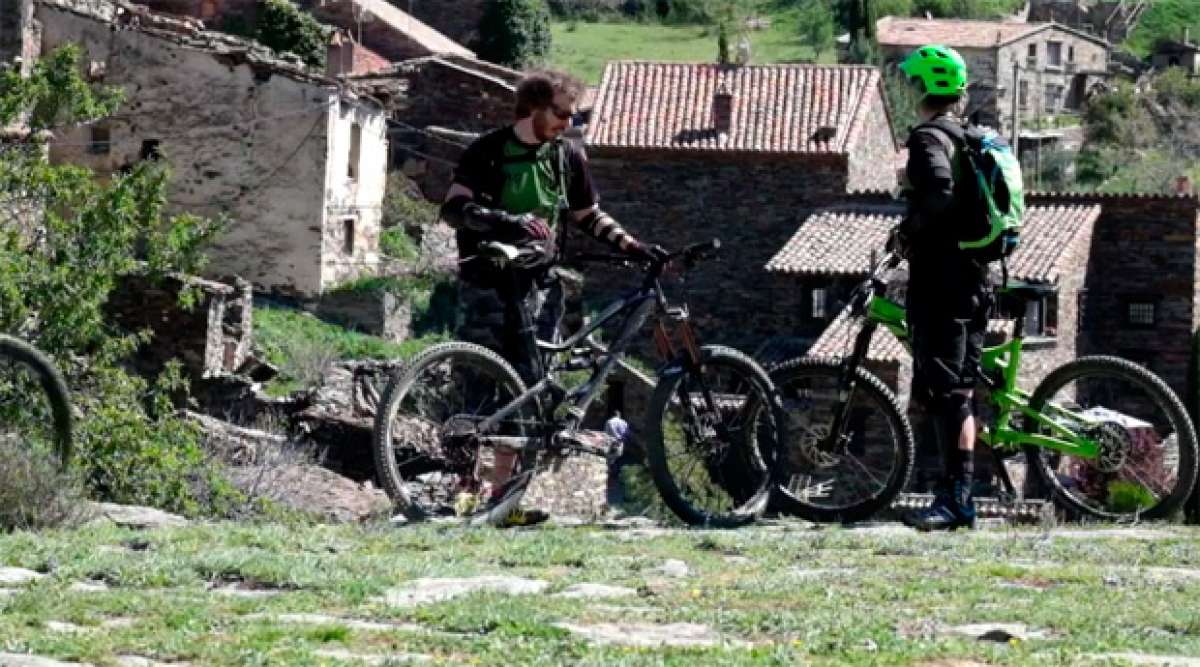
top-left (899, 44), bottom-right (968, 98)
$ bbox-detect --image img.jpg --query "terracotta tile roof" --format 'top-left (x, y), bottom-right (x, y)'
top-left (587, 61), bottom-right (884, 155)
top-left (808, 307), bottom-right (1011, 363)
top-left (765, 203), bottom-right (1100, 283)
top-left (807, 306), bottom-right (908, 362)
top-left (875, 17), bottom-right (1041, 49)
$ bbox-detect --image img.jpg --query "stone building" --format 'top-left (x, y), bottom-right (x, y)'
top-left (131, 0), bottom-right (473, 64)
top-left (764, 201), bottom-right (1101, 394)
top-left (350, 54), bottom-right (520, 199)
top-left (403, 0), bottom-right (486, 52)
top-left (876, 17), bottom-right (1109, 134)
top-left (31, 0), bottom-right (389, 295)
top-left (578, 61), bottom-right (899, 351)
top-left (1027, 0), bottom-right (1146, 44)
top-left (1152, 39), bottom-right (1200, 76)
top-left (0, 0), bottom-right (37, 76)
top-left (299, 0), bottom-right (473, 63)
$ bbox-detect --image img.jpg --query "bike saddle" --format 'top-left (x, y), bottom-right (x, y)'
top-left (998, 280), bottom-right (1055, 303)
top-left (481, 240), bottom-right (554, 269)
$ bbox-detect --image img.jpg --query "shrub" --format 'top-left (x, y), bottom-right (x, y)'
top-left (479, 0), bottom-right (553, 68)
top-left (1, 46), bottom-right (238, 519)
top-left (255, 0), bottom-right (328, 68)
top-left (0, 439), bottom-right (84, 531)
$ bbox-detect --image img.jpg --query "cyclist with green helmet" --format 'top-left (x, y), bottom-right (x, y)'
top-left (891, 45), bottom-right (990, 531)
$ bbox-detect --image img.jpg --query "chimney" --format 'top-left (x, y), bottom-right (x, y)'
top-left (327, 29), bottom-right (349, 78)
top-left (713, 84), bottom-right (733, 134)
top-left (1186, 26), bottom-right (1192, 46)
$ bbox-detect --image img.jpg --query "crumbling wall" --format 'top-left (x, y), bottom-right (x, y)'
top-left (105, 272), bottom-right (253, 379)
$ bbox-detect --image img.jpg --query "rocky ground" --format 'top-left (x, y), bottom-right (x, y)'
top-left (1, 507), bottom-right (1199, 666)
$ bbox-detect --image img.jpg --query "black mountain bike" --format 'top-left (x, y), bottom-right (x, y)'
top-left (372, 239), bottom-right (787, 527)
top-left (0, 334), bottom-right (73, 467)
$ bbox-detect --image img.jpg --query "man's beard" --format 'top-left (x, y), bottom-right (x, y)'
top-left (532, 112), bottom-right (558, 142)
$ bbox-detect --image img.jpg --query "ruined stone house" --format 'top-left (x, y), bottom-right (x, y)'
top-left (577, 61), bottom-right (899, 351)
top-left (1152, 39), bottom-right (1200, 76)
top-left (876, 17), bottom-right (1110, 134)
top-left (24, 0), bottom-right (388, 295)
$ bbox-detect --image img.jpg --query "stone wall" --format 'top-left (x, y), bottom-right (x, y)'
top-left (584, 150), bottom-right (851, 354)
top-left (315, 286), bottom-right (413, 342)
top-left (1, 0), bottom-right (37, 73)
top-left (406, 0), bottom-right (486, 50)
top-left (323, 98), bottom-right (388, 289)
top-left (391, 58), bottom-right (516, 133)
top-left (105, 273), bottom-right (253, 379)
top-left (846, 83), bottom-right (900, 192)
top-left (1028, 193), bottom-right (1199, 399)
top-left (37, 2), bottom-right (387, 295)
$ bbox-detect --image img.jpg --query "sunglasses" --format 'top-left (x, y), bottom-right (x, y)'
top-left (548, 103), bottom-right (575, 121)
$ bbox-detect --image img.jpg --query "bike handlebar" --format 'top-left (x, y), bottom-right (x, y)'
top-left (567, 238), bottom-right (722, 273)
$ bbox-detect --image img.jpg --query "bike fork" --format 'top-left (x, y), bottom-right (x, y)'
top-left (824, 322), bottom-right (875, 446)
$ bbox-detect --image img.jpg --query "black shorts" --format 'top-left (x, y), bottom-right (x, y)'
top-left (908, 286), bottom-right (991, 399)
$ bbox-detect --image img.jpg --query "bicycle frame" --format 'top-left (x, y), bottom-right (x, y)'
top-left (474, 245), bottom-right (714, 455)
top-left (845, 259), bottom-right (1100, 461)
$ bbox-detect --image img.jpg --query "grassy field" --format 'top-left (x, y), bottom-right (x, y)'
top-left (253, 303), bottom-right (448, 396)
top-left (2, 518), bottom-right (1199, 665)
top-left (550, 11), bottom-right (833, 84)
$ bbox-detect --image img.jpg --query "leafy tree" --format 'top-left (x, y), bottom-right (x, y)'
top-left (797, 0), bottom-right (835, 61)
top-left (255, 0), bottom-right (328, 68)
top-left (479, 0), bottom-right (553, 68)
top-left (1125, 0), bottom-right (1200, 57)
top-left (0, 45), bottom-right (236, 517)
top-left (882, 65), bottom-right (920, 141)
top-left (873, 0), bottom-right (914, 18)
top-left (220, 0), bottom-right (327, 69)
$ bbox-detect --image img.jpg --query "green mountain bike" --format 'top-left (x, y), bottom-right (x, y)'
top-left (769, 240), bottom-right (1199, 523)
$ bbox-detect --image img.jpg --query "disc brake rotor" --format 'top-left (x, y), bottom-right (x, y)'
top-left (1091, 421), bottom-right (1133, 473)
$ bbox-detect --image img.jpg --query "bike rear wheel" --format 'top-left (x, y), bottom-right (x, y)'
top-left (372, 342), bottom-right (540, 525)
top-left (768, 357), bottom-right (914, 523)
top-left (644, 345), bottom-right (785, 528)
top-left (0, 334), bottom-right (73, 468)
top-left (1023, 355), bottom-right (1198, 521)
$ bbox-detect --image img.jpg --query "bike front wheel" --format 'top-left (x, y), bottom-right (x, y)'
top-left (1023, 355), bottom-right (1198, 521)
top-left (0, 334), bottom-right (73, 468)
top-left (372, 342), bottom-right (540, 525)
top-left (767, 357), bottom-right (914, 523)
top-left (644, 345), bottom-right (785, 528)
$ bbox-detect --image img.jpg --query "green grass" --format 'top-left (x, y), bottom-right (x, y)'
top-left (2, 520), bottom-right (1200, 665)
top-left (1124, 0), bottom-right (1200, 57)
top-left (253, 304), bottom-right (447, 395)
top-left (550, 10), bottom-right (834, 84)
